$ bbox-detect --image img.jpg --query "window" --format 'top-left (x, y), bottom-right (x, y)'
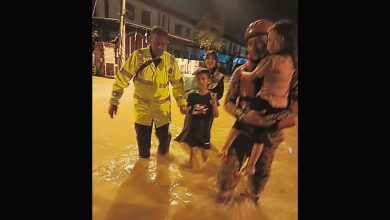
top-left (173, 49), bottom-right (180, 58)
top-left (125, 4), bottom-right (135, 21)
top-left (162, 14), bottom-right (165, 28)
top-left (175, 23), bottom-right (182, 36)
top-left (104, 0), bottom-right (109, 18)
top-left (193, 31), bottom-right (198, 40)
top-left (168, 16), bottom-right (170, 32)
top-left (141, 9), bottom-right (151, 26)
top-left (186, 27), bottom-right (190, 39)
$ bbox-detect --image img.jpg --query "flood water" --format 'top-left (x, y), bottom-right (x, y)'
top-left (93, 76), bottom-right (298, 220)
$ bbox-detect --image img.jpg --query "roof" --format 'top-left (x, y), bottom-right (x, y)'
top-left (140, 0), bottom-right (198, 25)
top-left (92, 17), bottom-right (199, 48)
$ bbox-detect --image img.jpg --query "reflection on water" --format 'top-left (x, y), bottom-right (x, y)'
top-left (93, 77), bottom-right (297, 220)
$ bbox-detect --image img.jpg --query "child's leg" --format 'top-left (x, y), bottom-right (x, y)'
top-left (201, 148), bottom-right (209, 162)
top-left (190, 147), bottom-right (198, 169)
top-left (246, 143), bottom-right (264, 176)
top-left (219, 127), bottom-right (240, 156)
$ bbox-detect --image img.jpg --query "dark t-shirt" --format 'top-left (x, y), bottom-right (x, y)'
top-left (187, 91), bottom-right (213, 121)
top-left (182, 91), bottom-right (215, 148)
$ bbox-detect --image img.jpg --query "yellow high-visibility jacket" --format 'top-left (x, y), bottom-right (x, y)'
top-left (109, 46), bottom-right (186, 128)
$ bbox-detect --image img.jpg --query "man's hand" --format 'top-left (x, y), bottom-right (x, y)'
top-left (244, 57), bottom-right (256, 71)
top-left (242, 110), bottom-right (276, 127)
top-left (180, 105), bottom-right (187, 114)
top-left (267, 130), bottom-right (284, 147)
top-left (108, 104), bottom-right (118, 118)
top-left (274, 109), bottom-right (294, 121)
top-left (277, 117), bottom-right (295, 129)
top-left (275, 109), bottom-right (296, 129)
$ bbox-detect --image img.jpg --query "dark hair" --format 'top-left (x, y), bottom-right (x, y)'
top-left (194, 68), bottom-right (211, 79)
top-left (204, 50), bottom-right (218, 72)
top-left (269, 20), bottom-right (297, 65)
top-left (151, 26), bottom-right (169, 38)
top-left (205, 50), bottom-right (218, 61)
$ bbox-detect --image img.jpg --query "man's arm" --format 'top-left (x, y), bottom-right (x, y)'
top-left (169, 56), bottom-right (187, 114)
top-left (288, 69), bottom-right (298, 114)
top-left (109, 51), bottom-right (139, 106)
top-left (268, 70), bottom-right (298, 146)
top-left (224, 65), bottom-right (244, 117)
top-left (224, 63), bottom-right (277, 127)
top-left (275, 70), bottom-right (298, 128)
top-left (108, 51), bottom-right (139, 118)
top-left (240, 57), bottom-right (272, 80)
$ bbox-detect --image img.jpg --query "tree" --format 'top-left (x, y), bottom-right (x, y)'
top-left (195, 14), bottom-right (225, 51)
top-left (92, 23), bottom-right (100, 53)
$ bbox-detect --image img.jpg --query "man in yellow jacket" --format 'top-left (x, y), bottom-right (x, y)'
top-left (108, 26), bottom-right (186, 158)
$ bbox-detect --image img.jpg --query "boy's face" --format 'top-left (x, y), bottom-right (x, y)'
top-left (196, 73), bottom-right (210, 89)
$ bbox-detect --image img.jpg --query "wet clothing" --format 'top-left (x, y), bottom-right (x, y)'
top-left (252, 55), bottom-right (294, 108)
top-left (220, 57), bottom-right (298, 202)
top-left (175, 69), bottom-right (224, 147)
top-left (175, 91), bottom-right (215, 149)
top-left (233, 55), bottom-right (294, 144)
top-left (135, 122), bottom-right (171, 158)
top-left (110, 45), bottom-right (185, 158)
top-left (110, 45), bottom-right (186, 128)
top-left (233, 97), bottom-right (286, 144)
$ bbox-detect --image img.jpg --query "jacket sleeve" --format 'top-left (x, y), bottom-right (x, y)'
top-left (169, 56), bottom-right (186, 107)
top-left (224, 65), bottom-right (243, 117)
top-left (288, 69), bottom-right (298, 104)
top-left (109, 50), bottom-right (139, 105)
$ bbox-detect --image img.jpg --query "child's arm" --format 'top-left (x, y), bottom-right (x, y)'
top-left (210, 92), bottom-right (219, 118)
top-left (240, 57), bottom-right (272, 80)
top-left (246, 143), bottom-right (264, 176)
top-left (218, 127), bottom-right (240, 157)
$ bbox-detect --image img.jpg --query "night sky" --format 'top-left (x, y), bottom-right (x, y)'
top-left (154, 0), bottom-right (297, 45)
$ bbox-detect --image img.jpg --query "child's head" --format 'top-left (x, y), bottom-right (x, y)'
top-left (194, 68), bottom-right (211, 89)
top-left (267, 20), bottom-right (297, 57)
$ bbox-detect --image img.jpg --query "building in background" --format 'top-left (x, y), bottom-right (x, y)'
top-left (92, 0), bottom-right (245, 76)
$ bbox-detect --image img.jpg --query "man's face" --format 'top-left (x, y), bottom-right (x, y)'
top-left (150, 34), bottom-right (169, 57)
top-left (246, 35), bottom-right (268, 62)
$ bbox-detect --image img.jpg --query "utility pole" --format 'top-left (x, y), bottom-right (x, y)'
top-left (92, 0), bottom-right (98, 17)
top-left (118, 0), bottom-right (126, 71)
